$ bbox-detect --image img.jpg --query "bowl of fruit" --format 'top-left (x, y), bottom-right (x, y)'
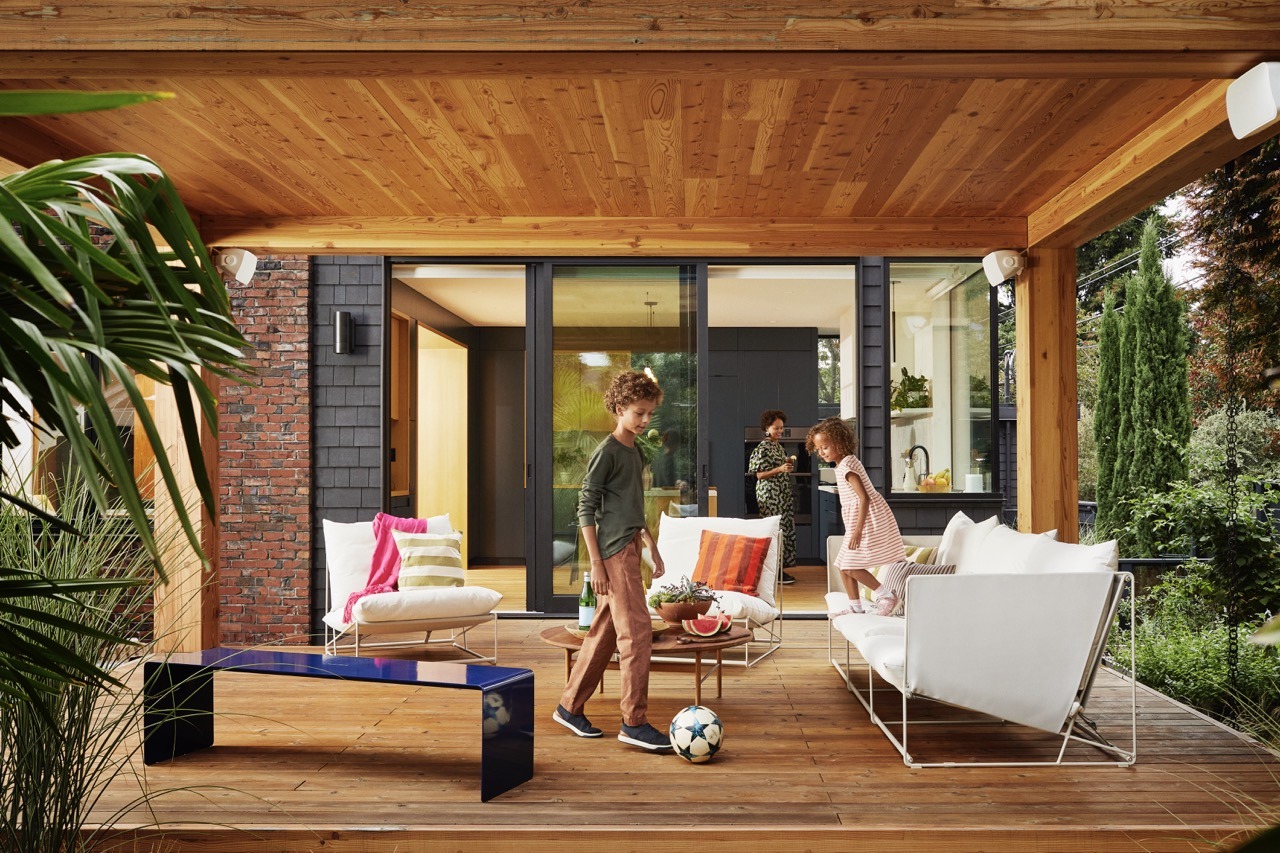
top-left (918, 468), bottom-right (952, 493)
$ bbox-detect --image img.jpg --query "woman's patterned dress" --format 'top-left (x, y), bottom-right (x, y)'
top-left (749, 438), bottom-right (797, 569)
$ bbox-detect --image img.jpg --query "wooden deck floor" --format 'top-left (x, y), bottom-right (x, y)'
top-left (92, 620), bottom-right (1279, 852)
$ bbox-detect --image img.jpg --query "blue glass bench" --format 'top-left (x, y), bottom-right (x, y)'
top-left (143, 647), bottom-right (534, 801)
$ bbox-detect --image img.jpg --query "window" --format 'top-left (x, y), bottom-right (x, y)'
top-left (888, 262), bottom-right (993, 494)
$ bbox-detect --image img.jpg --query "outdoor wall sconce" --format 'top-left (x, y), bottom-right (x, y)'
top-left (982, 250), bottom-right (1025, 287)
top-left (1227, 62), bottom-right (1280, 140)
top-left (213, 247), bottom-right (258, 284)
top-left (334, 310), bottom-right (354, 355)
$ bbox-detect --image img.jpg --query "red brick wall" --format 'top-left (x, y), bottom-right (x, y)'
top-left (219, 255), bottom-right (312, 645)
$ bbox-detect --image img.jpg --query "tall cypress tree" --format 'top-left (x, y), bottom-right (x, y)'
top-left (1111, 272), bottom-right (1142, 540)
top-left (1094, 291), bottom-right (1122, 537)
top-left (1128, 219), bottom-right (1192, 553)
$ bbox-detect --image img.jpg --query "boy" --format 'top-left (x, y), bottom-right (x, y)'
top-left (553, 370), bottom-right (672, 751)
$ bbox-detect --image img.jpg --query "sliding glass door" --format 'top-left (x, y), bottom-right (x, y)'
top-left (529, 264), bottom-right (701, 612)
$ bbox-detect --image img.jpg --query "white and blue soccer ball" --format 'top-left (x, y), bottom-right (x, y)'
top-left (482, 692), bottom-right (512, 739)
top-left (669, 705), bottom-right (723, 763)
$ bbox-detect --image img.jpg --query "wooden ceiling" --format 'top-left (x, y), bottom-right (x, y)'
top-left (1, 3), bottom-right (1279, 256)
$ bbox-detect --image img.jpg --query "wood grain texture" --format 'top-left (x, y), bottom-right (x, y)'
top-left (1015, 248), bottom-right (1079, 539)
top-left (84, 619), bottom-right (1279, 852)
top-left (4, 2), bottom-right (1279, 52)
top-left (196, 215), bottom-right (1026, 255)
top-left (1028, 80), bottom-right (1261, 248)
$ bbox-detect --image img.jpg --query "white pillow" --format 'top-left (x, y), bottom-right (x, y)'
top-left (322, 519), bottom-right (376, 609)
top-left (653, 514), bottom-right (782, 607)
top-left (1024, 537), bottom-right (1119, 574)
top-left (394, 529), bottom-right (465, 587)
top-left (938, 513), bottom-right (1000, 575)
top-left (970, 525), bottom-right (1056, 575)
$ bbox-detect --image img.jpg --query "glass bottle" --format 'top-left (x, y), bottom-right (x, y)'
top-left (578, 572), bottom-right (597, 632)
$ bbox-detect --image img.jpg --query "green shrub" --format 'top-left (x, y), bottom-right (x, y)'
top-left (1110, 563), bottom-right (1280, 723)
top-left (1189, 406), bottom-right (1280, 484)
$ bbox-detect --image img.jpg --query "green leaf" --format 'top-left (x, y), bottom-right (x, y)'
top-left (0, 90), bottom-right (174, 117)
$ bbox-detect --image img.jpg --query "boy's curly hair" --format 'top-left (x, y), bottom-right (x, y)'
top-left (805, 416), bottom-right (858, 458)
top-left (760, 409), bottom-right (787, 431)
top-left (604, 370), bottom-right (663, 414)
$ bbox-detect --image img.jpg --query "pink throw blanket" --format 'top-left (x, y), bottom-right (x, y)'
top-left (343, 512), bottom-right (429, 622)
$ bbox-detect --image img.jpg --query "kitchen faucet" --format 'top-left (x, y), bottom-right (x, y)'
top-left (906, 445), bottom-right (930, 483)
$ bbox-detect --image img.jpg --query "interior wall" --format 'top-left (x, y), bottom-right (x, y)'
top-left (708, 326), bottom-right (821, 561)
top-left (417, 327), bottom-right (469, 566)
top-left (470, 327), bottom-right (526, 565)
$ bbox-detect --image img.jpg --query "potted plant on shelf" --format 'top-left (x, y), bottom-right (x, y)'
top-left (890, 367), bottom-right (931, 411)
top-left (648, 577), bottom-right (718, 624)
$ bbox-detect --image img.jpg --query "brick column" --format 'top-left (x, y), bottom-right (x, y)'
top-left (219, 255), bottom-right (312, 645)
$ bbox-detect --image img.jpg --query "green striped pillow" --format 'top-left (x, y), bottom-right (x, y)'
top-left (904, 545), bottom-right (937, 565)
top-left (393, 529), bottom-right (465, 588)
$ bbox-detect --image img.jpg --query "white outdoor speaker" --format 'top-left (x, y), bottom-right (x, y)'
top-left (215, 248), bottom-right (258, 285)
top-left (982, 250), bottom-right (1025, 287)
top-left (1226, 62), bottom-right (1280, 140)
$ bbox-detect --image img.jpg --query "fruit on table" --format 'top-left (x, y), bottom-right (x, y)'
top-left (682, 614), bottom-right (732, 636)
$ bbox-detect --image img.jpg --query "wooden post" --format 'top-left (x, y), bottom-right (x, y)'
top-left (1014, 248), bottom-right (1079, 541)
top-left (151, 371), bottom-right (220, 653)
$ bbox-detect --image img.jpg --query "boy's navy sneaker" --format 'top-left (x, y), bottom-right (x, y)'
top-left (553, 704), bottom-right (602, 738)
top-left (618, 721), bottom-right (674, 751)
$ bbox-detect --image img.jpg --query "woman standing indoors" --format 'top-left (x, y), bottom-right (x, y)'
top-left (748, 409), bottom-right (797, 584)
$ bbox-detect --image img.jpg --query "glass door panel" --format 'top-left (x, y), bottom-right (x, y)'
top-left (548, 265), bottom-right (697, 601)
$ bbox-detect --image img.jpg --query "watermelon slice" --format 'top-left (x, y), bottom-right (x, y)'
top-left (681, 613), bottom-right (733, 636)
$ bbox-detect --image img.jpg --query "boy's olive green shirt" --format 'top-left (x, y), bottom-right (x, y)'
top-left (577, 434), bottom-right (645, 559)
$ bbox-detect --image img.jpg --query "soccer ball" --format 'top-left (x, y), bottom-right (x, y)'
top-left (669, 705), bottom-right (724, 763)
top-left (482, 691), bottom-right (512, 739)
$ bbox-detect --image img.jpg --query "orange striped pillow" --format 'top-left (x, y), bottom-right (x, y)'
top-left (691, 530), bottom-right (771, 596)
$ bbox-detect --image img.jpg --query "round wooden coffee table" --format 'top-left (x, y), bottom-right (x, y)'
top-left (540, 623), bottom-right (752, 705)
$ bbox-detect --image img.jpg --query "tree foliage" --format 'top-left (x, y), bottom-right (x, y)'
top-left (1180, 138), bottom-right (1280, 416)
top-left (1094, 292), bottom-right (1122, 535)
top-left (1076, 204), bottom-right (1173, 316)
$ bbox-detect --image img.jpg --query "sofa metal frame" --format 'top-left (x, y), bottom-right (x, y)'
top-left (829, 571), bottom-right (1136, 768)
top-left (324, 613), bottom-right (499, 662)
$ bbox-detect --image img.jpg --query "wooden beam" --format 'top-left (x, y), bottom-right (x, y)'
top-left (1027, 80), bottom-right (1270, 248)
top-left (0, 50), bottom-right (1272, 80)
top-left (1015, 247), bottom-right (1078, 540)
top-left (151, 371), bottom-right (220, 654)
top-left (199, 215), bottom-right (1026, 256)
top-left (3, 2), bottom-right (1279, 52)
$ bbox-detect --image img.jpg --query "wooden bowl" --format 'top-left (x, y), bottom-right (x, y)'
top-left (654, 600), bottom-right (714, 625)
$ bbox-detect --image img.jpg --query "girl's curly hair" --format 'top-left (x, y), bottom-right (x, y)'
top-left (604, 370), bottom-right (663, 414)
top-left (805, 416), bottom-right (857, 458)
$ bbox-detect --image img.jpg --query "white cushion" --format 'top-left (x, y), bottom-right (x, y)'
top-left (857, 633), bottom-right (907, 692)
top-left (969, 524), bottom-right (1055, 575)
top-left (937, 512), bottom-right (1000, 574)
top-left (332, 585), bottom-right (502, 627)
top-left (653, 514), bottom-right (782, 607)
top-left (833, 611), bottom-right (905, 645)
top-left (322, 519), bottom-right (376, 610)
top-left (708, 590), bottom-right (780, 625)
top-left (1024, 537), bottom-right (1119, 574)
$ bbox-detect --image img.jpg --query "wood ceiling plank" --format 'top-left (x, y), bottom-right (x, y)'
top-left (1028, 79), bottom-right (1264, 248)
top-left (5, 3), bottom-right (1278, 52)
top-left (592, 80), bottom-right (649, 217)
top-left (198, 215), bottom-right (1026, 256)
top-left (508, 77), bottom-right (596, 216)
top-left (366, 77), bottom-right (510, 216)
top-left (2, 50), bottom-right (1273, 80)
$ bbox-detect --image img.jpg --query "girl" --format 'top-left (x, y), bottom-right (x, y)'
top-left (806, 417), bottom-right (904, 616)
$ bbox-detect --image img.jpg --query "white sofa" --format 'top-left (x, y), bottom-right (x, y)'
top-left (322, 518), bottom-right (502, 661)
top-left (648, 513), bottom-right (784, 667)
top-left (828, 512), bottom-right (1135, 767)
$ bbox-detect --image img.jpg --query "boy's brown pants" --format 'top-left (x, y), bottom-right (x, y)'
top-left (559, 534), bottom-right (652, 726)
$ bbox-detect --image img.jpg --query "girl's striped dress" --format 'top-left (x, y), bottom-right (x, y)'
top-left (833, 454), bottom-right (904, 571)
